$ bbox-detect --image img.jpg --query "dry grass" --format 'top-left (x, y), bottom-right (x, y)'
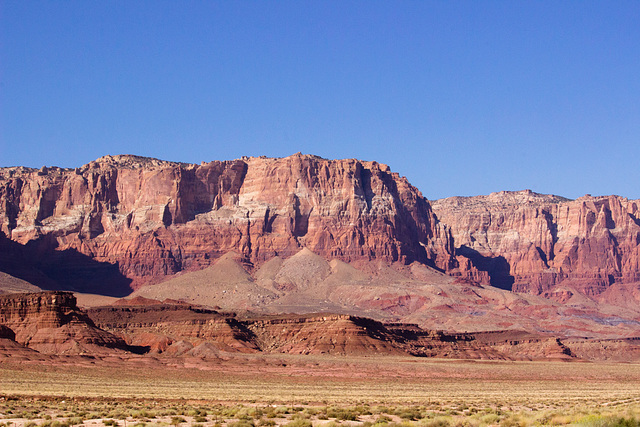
top-left (1, 355), bottom-right (640, 426)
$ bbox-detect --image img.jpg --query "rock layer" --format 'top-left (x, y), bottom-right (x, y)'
top-left (88, 301), bottom-right (579, 360)
top-left (432, 190), bottom-right (640, 296)
top-left (0, 154), bottom-right (454, 294)
top-left (0, 291), bottom-right (125, 353)
top-left (88, 303), bottom-right (258, 354)
top-left (2, 155), bottom-right (640, 310)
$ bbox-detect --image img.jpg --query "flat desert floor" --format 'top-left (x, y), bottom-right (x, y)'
top-left (2, 354), bottom-right (640, 426)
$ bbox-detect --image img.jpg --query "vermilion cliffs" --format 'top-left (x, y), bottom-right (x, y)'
top-left (0, 291), bottom-right (124, 354)
top-left (432, 191), bottom-right (640, 297)
top-left (0, 154), bottom-right (454, 294)
top-left (1, 154), bottom-right (639, 345)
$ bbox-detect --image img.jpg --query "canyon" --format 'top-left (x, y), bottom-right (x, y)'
top-left (1, 153), bottom-right (639, 350)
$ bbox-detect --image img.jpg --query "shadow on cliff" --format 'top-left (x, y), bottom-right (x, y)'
top-left (456, 245), bottom-right (515, 291)
top-left (360, 167), bottom-right (435, 266)
top-left (0, 233), bottom-right (133, 297)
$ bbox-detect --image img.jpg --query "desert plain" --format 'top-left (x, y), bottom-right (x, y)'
top-left (2, 353), bottom-right (640, 427)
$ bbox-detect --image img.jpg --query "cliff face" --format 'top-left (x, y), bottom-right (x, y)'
top-left (88, 301), bottom-right (574, 360)
top-left (2, 155), bottom-right (639, 303)
top-left (0, 291), bottom-right (125, 353)
top-left (432, 190), bottom-right (640, 296)
top-left (0, 154), bottom-right (454, 294)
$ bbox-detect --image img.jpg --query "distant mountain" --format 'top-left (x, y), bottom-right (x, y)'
top-left (0, 153), bottom-right (455, 294)
top-left (1, 154), bottom-right (639, 338)
top-left (432, 190), bottom-right (640, 296)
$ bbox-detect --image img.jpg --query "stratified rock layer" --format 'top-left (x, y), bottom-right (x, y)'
top-left (88, 303), bottom-right (259, 354)
top-left (0, 291), bottom-right (125, 353)
top-left (432, 190), bottom-right (640, 296)
top-left (2, 155), bottom-right (640, 318)
top-left (0, 154), bottom-right (454, 294)
top-left (87, 301), bottom-right (572, 360)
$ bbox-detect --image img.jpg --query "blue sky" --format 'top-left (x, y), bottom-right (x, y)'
top-left (1, 1), bottom-right (639, 200)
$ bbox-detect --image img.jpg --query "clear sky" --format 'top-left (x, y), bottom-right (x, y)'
top-left (1, 1), bottom-right (639, 200)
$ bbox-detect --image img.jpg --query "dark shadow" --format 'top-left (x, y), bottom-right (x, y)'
top-left (535, 247), bottom-right (549, 268)
top-left (368, 166), bottom-right (437, 267)
top-left (126, 345), bottom-right (152, 355)
top-left (629, 213), bottom-right (640, 228)
top-left (263, 207), bottom-right (276, 233)
top-left (173, 160), bottom-right (248, 224)
top-left (456, 245), bottom-right (515, 291)
top-left (604, 207), bottom-right (616, 230)
top-left (0, 232), bottom-right (133, 297)
top-left (542, 210), bottom-right (557, 260)
top-left (360, 168), bottom-right (374, 210)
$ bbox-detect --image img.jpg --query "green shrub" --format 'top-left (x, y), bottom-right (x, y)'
top-left (613, 418), bottom-right (640, 427)
top-left (479, 414), bottom-right (499, 426)
top-left (283, 420), bottom-right (312, 427)
top-left (275, 407), bottom-right (291, 415)
top-left (291, 413), bottom-right (310, 421)
top-left (327, 408), bottom-right (357, 421)
top-left (171, 416), bottom-right (187, 426)
top-left (576, 415), bottom-right (640, 427)
top-left (67, 417), bottom-right (84, 426)
top-left (422, 417), bottom-right (450, 427)
top-left (228, 421), bottom-right (255, 427)
top-left (499, 416), bottom-right (521, 427)
top-left (397, 408), bottom-right (422, 421)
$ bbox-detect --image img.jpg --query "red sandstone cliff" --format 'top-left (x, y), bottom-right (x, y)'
top-left (87, 301), bottom-right (567, 360)
top-left (0, 291), bottom-right (125, 353)
top-left (0, 154), bottom-right (454, 294)
top-left (2, 155), bottom-right (639, 306)
top-left (431, 190), bottom-right (640, 296)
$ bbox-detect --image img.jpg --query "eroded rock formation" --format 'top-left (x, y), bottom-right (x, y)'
top-left (432, 190), bottom-right (640, 296)
top-left (0, 291), bottom-right (125, 353)
top-left (87, 301), bottom-right (562, 359)
top-left (88, 303), bottom-right (258, 354)
top-left (2, 292), bottom-right (638, 361)
top-left (2, 155), bottom-right (639, 311)
top-left (0, 154), bottom-right (455, 294)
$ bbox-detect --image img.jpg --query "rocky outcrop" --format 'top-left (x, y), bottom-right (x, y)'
top-left (2, 294), bottom-right (631, 361)
top-left (561, 337), bottom-right (640, 362)
top-left (88, 303), bottom-right (258, 354)
top-left (0, 154), bottom-right (455, 294)
top-left (245, 314), bottom-right (404, 356)
top-left (0, 291), bottom-right (125, 353)
top-left (87, 301), bottom-right (589, 360)
top-left (432, 190), bottom-right (640, 296)
top-left (89, 304), bottom-right (408, 356)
